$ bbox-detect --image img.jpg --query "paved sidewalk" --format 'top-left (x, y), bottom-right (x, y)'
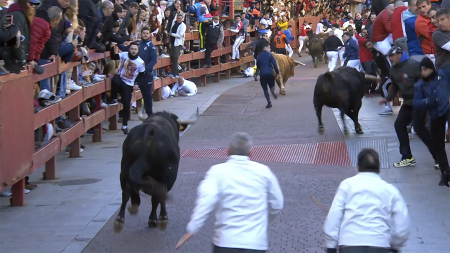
top-left (0, 75), bottom-right (250, 253)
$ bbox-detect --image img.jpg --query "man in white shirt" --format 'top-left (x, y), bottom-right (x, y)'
top-left (171, 76), bottom-right (197, 96)
top-left (332, 23), bottom-right (345, 66)
top-left (324, 148), bottom-right (410, 253)
top-left (107, 42), bottom-right (145, 135)
top-left (260, 13), bottom-right (273, 38)
top-left (316, 19), bottom-right (325, 34)
top-left (176, 132), bottom-right (284, 252)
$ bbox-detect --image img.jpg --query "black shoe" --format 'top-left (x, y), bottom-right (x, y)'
top-left (122, 127), bottom-right (128, 135)
top-left (107, 99), bottom-right (118, 106)
top-left (298, 52), bottom-right (302, 57)
top-left (57, 120), bottom-right (72, 130)
top-left (265, 102), bottom-right (272, 108)
top-left (254, 75), bottom-right (258, 81)
top-left (439, 170), bottom-right (450, 187)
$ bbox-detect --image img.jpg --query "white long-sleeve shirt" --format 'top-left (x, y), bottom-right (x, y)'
top-left (260, 18), bottom-right (272, 30)
top-left (186, 155), bottom-right (284, 250)
top-left (323, 172), bottom-right (410, 250)
top-left (171, 79), bottom-right (197, 96)
top-left (316, 22), bottom-right (324, 34)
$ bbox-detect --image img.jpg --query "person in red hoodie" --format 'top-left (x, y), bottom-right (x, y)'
top-left (355, 28), bottom-right (379, 97)
top-left (391, 0), bottom-right (409, 53)
top-left (371, 3), bottom-right (395, 62)
top-left (28, 7), bottom-right (63, 68)
top-left (297, 20), bottom-right (311, 57)
top-left (415, 0), bottom-right (435, 63)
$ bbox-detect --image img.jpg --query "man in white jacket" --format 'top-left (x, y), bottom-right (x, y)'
top-left (176, 132), bottom-right (284, 252)
top-left (323, 148), bottom-right (410, 253)
top-left (170, 13), bottom-right (186, 78)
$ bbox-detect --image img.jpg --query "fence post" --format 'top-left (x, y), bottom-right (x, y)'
top-left (11, 178), bottom-right (25, 206)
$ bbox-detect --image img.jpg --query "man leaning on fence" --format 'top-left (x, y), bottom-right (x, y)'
top-left (324, 148), bottom-right (410, 253)
top-left (203, 15), bottom-right (223, 68)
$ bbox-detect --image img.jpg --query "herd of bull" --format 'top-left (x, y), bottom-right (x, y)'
top-left (112, 46), bottom-right (380, 232)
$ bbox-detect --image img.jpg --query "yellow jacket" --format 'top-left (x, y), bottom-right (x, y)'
top-left (277, 20), bottom-right (288, 31)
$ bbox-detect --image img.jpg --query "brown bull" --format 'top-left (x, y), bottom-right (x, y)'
top-left (271, 53), bottom-right (304, 95)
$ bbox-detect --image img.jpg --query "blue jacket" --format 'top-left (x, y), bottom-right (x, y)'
top-left (283, 29), bottom-right (294, 44)
top-left (256, 51), bottom-right (279, 76)
top-left (402, 10), bottom-right (424, 56)
top-left (195, 2), bottom-right (212, 22)
top-left (118, 40), bottom-right (158, 74)
top-left (343, 38), bottom-right (359, 60)
top-left (413, 68), bottom-right (450, 121)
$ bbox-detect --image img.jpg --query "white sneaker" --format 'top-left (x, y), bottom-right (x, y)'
top-left (160, 54), bottom-right (170, 58)
top-left (101, 102), bottom-right (108, 108)
top-left (1, 188), bottom-right (30, 197)
top-left (69, 80), bottom-right (82, 91)
top-left (198, 49), bottom-right (206, 52)
top-left (154, 76), bottom-right (160, 80)
top-left (64, 148), bottom-right (84, 154)
top-left (94, 74), bottom-right (105, 79)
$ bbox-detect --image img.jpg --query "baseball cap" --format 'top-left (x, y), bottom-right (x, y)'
top-left (29, 0), bottom-right (41, 5)
top-left (213, 16), bottom-right (219, 20)
top-left (387, 46), bottom-right (403, 56)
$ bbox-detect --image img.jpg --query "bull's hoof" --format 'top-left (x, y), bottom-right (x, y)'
top-left (157, 216), bottom-right (168, 231)
top-left (356, 129), bottom-right (364, 134)
top-left (114, 217), bottom-right (124, 234)
top-left (318, 126), bottom-right (324, 134)
top-left (127, 205), bottom-right (139, 215)
top-left (314, 64), bottom-right (317, 68)
top-left (148, 219), bottom-right (157, 228)
top-left (280, 89), bottom-right (286, 95)
top-left (343, 129), bottom-right (348, 135)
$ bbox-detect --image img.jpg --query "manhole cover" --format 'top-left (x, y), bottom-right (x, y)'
top-left (57, 178), bottom-right (101, 186)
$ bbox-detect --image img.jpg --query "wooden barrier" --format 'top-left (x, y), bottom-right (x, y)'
top-left (0, 23), bottom-right (272, 206)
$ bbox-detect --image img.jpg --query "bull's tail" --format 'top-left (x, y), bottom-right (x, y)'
top-left (323, 72), bottom-right (336, 98)
top-left (129, 126), bottom-right (167, 198)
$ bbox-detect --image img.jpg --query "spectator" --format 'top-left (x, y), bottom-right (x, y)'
top-left (78, 0), bottom-right (101, 50)
top-left (121, 2), bottom-right (139, 37)
top-left (298, 20), bottom-right (311, 57)
top-left (169, 13), bottom-right (186, 78)
top-left (28, 6), bottom-right (63, 74)
top-left (195, 0), bottom-right (212, 52)
top-left (371, 3), bottom-right (395, 61)
top-left (230, 15), bottom-right (244, 62)
top-left (354, 12), bottom-right (364, 33)
top-left (316, 17), bottom-right (325, 34)
top-left (171, 76), bottom-right (197, 97)
top-left (432, 8), bottom-right (450, 69)
top-left (260, 12), bottom-right (273, 37)
top-left (161, 8), bottom-right (172, 55)
top-left (402, 0), bottom-right (426, 61)
top-left (283, 24), bottom-right (295, 58)
top-left (391, 0), bottom-right (409, 53)
top-left (1, 0), bottom-right (40, 74)
top-left (277, 14), bottom-right (288, 31)
top-left (202, 16), bottom-right (223, 68)
top-left (415, 0), bottom-right (435, 63)
top-left (322, 30), bottom-right (344, 72)
top-left (342, 32), bottom-right (361, 70)
top-left (107, 42), bottom-right (145, 135)
top-left (357, 31), bottom-right (379, 97)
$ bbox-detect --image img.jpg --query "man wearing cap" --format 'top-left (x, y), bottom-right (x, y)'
top-left (379, 46), bottom-right (436, 168)
top-left (413, 57), bottom-right (450, 187)
top-left (203, 16), bottom-right (224, 68)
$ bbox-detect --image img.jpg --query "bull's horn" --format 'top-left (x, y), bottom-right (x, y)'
top-left (365, 74), bottom-right (381, 81)
top-left (138, 105), bottom-right (147, 121)
top-left (177, 119), bottom-right (196, 124)
top-left (294, 60), bottom-right (306, 66)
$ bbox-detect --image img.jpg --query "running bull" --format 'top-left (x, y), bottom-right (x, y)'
top-left (114, 107), bottom-right (197, 233)
top-left (313, 67), bottom-right (380, 134)
top-left (308, 37), bottom-right (325, 68)
top-left (272, 53), bottom-right (305, 95)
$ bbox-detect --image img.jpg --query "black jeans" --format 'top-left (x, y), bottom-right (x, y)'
top-left (339, 246), bottom-right (391, 253)
top-left (205, 42), bottom-right (216, 66)
top-left (430, 111), bottom-right (450, 172)
top-left (274, 47), bottom-right (287, 55)
top-left (138, 73), bottom-right (153, 115)
top-left (170, 45), bottom-right (182, 76)
top-left (259, 74), bottom-right (275, 102)
top-left (395, 105), bottom-right (413, 160)
top-left (213, 245), bottom-right (265, 253)
top-left (412, 108), bottom-right (437, 162)
top-left (362, 61), bottom-right (378, 94)
top-left (111, 76), bottom-right (133, 126)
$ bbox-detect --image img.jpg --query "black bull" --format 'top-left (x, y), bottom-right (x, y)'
top-left (313, 67), bottom-right (380, 135)
top-left (114, 108), bottom-right (195, 233)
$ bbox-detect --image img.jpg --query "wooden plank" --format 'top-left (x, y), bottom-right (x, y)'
top-left (32, 137), bottom-right (61, 171)
top-left (83, 110), bottom-right (106, 131)
top-left (34, 103), bottom-right (60, 130)
top-left (59, 90), bottom-right (84, 115)
top-left (59, 121), bottom-right (85, 148)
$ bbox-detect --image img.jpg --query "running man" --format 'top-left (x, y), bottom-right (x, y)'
top-left (257, 46), bottom-right (279, 109)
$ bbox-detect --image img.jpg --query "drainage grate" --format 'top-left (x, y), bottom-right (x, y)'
top-left (181, 142), bottom-right (351, 166)
top-left (57, 178), bottom-right (101, 186)
top-left (346, 139), bottom-right (390, 169)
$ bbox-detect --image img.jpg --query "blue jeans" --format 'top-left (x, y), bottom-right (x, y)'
top-left (38, 59), bottom-right (51, 91)
top-left (58, 71), bottom-right (67, 98)
top-left (222, 2), bottom-right (229, 15)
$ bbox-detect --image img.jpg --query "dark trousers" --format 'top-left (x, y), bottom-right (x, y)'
top-left (138, 73), bottom-right (153, 115)
top-left (362, 61), bottom-right (378, 94)
top-left (111, 76), bottom-right (133, 126)
top-left (430, 112), bottom-right (450, 171)
top-left (274, 47), bottom-right (287, 55)
top-left (213, 245), bottom-right (265, 253)
top-left (259, 74), bottom-right (275, 102)
top-left (205, 42), bottom-right (216, 66)
top-left (395, 105), bottom-right (436, 160)
top-left (339, 246), bottom-right (391, 253)
top-left (199, 22), bottom-right (208, 49)
top-left (170, 45), bottom-right (182, 76)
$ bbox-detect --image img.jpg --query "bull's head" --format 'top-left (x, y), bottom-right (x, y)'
top-left (287, 58), bottom-right (305, 77)
top-left (138, 106), bottom-right (199, 131)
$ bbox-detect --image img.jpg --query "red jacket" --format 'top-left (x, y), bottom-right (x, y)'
top-left (243, 0), bottom-right (252, 8)
top-left (415, 14), bottom-right (435, 54)
top-left (391, 6), bottom-right (408, 41)
top-left (28, 16), bottom-right (51, 61)
top-left (371, 9), bottom-right (392, 42)
top-left (355, 33), bottom-right (373, 63)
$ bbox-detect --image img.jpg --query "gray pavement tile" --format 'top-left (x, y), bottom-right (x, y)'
top-left (62, 241), bottom-right (91, 253)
